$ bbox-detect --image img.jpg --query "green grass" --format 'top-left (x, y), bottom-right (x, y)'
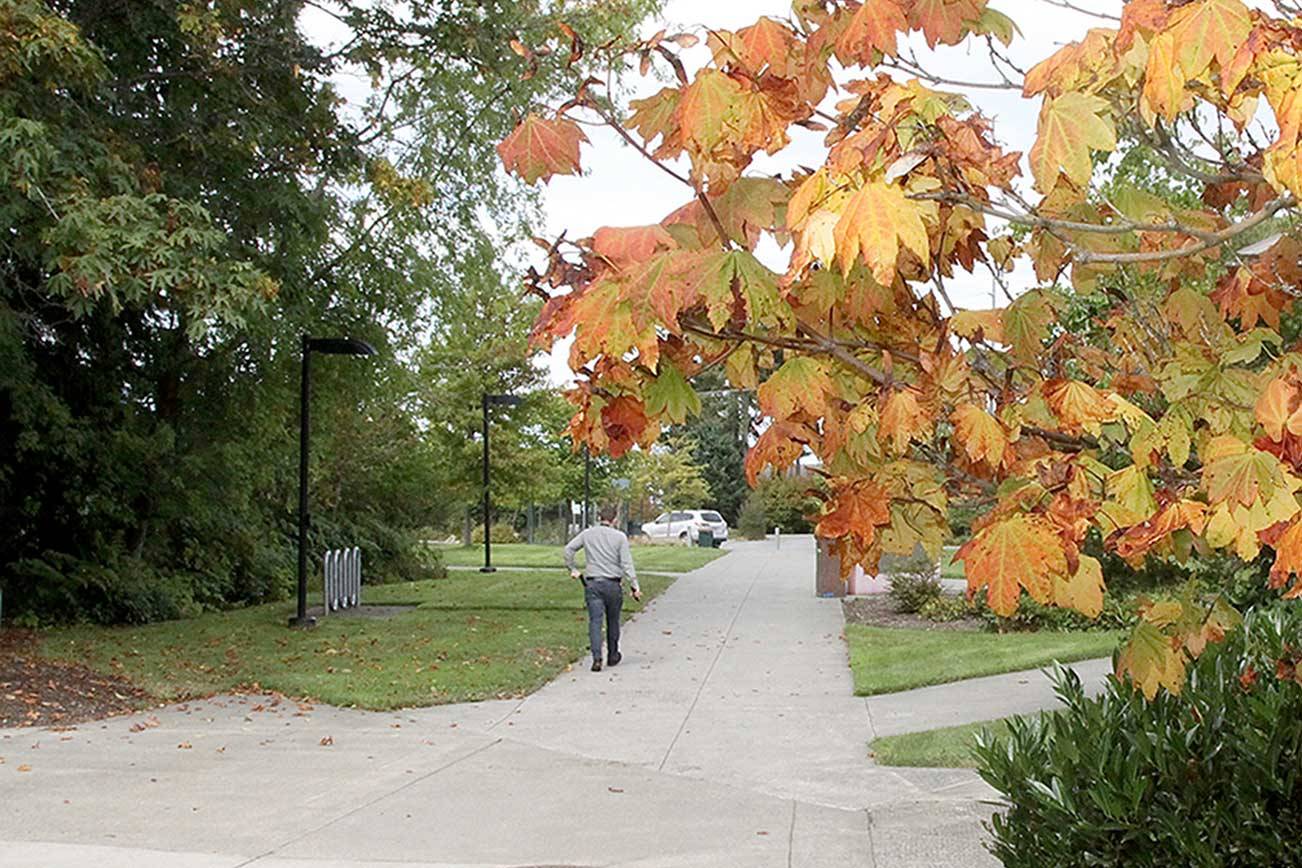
top-left (940, 545), bottom-right (965, 578)
top-left (39, 569), bottom-right (676, 710)
top-left (434, 542), bottom-right (728, 572)
top-left (845, 625), bottom-right (1120, 695)
top-left (871, 715), bottom-right (1031, 768)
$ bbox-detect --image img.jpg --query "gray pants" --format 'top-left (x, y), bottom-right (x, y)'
top-left (583, 577), bottom-right (622, 661)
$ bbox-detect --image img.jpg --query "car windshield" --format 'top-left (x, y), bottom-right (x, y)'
top-left (701, 511), bottom-right (723, 522)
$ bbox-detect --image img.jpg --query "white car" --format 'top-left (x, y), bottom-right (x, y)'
top-left (641, 510), bottom-right (729, 546)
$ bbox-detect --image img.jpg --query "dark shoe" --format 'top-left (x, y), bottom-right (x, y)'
top-left (607, 653), bottom-right (622, 667)
top-left (591, 659), bottom-right (603, 672)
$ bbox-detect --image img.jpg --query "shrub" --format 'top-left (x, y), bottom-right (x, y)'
top-left (737, 493), bottom-right (768, 540)
top-left (976, 592), bottom-right (1138, 633)
top-left (918, 594), bottom-right (971, 622)
top-left (887, 552), bottom-right (942, 613)
top-left (470, 522), bottom-right (520, 545)
top-left (975, 605), bottom-right (1302, 867)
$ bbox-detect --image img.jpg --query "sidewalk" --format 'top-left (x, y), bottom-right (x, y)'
top-left (0, 538), bottom-right (1098, 867)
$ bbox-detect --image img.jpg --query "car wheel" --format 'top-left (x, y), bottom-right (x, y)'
top-left (678, 531), bottom-right (689, 545)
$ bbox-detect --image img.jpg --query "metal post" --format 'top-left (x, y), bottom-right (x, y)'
top-left (480, 393), bottom-right (495, 573)
top-left (291, 335), bottom-right (315, 628)
top-left (583, 444), bottom-right (591, 529)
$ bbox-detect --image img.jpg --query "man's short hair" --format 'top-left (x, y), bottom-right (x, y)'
top-left (599, 504), bottom-right (618, 523)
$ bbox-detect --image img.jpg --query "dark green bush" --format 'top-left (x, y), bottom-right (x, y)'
top-left (737, 493), bottom-right (768, 540)
top-left (976, 591), bottom-right (1138, 633)
top-left (975, 605), bottom-right (1302, 867)
top-left (888, 553), bottom-right (942, 613)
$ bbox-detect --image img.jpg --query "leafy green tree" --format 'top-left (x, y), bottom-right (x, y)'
top-left (627, 441), bottom-right (710, 526)
top-left (0, 0), bottom-right (658, 623)
top-left (675, 369), bottom-right (752, 525)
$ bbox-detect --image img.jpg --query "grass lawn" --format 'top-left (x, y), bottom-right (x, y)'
top-left (434, 542), bottom-right (728, 573)
top-left (38, 569), bottom-right (676, 710)
top-left (870, 715), bottom-right (1031, 768)
top-left (845, 625), bottom-right (1120, 695)
top-left (940, 546), bottom-right (965, 578)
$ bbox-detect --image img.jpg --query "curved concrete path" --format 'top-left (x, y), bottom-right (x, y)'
top-left (0, 537), bottom-right (1107, 868)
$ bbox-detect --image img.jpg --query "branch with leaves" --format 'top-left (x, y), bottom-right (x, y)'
top-left (498, 0), bottom-right (1302, 699)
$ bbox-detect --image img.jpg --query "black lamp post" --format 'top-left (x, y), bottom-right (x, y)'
top-left (481, 392), bottom-right (523, 573)
top-left (583, 444), bottom-right (591, 529)
top-left (290, 335), bottom-right (377, 629)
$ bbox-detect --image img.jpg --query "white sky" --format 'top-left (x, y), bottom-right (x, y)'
top-left (534, 0), bottom-right (1128, 384)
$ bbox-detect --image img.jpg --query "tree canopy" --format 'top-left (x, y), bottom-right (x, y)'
top-left (0, 0), bottom-right (656, 622)
top-left (502, 0), bottom-right (1302, 696)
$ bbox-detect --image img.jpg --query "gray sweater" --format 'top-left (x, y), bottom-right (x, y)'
top-left (564, 524), bottom-right (639, 592)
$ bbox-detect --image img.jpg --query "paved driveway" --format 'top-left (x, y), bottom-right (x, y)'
top-left (1, 538), bottom-right (1002, 868)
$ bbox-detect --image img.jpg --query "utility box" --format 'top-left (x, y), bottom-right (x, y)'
top-left (815, 538), bottom-right (845, 597)
top-left (697, 529), bottom-right (714, 547)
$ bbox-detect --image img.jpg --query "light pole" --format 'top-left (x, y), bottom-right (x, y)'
top-left (481, 392), bottom-right (523, 573)
top-left (583, 444), bottom-right (591, 529)
top-left (290, 335), bottom-right (377, 629)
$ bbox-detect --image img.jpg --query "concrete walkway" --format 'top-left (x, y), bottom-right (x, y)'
top-left (0, 538), bottom-right (1105, 868)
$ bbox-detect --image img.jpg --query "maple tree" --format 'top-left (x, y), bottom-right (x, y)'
top-left (499, 0), bottom-right (1302, 698)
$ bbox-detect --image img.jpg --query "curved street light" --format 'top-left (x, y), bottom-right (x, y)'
top-left (290, 334), bottom-right (377, 628)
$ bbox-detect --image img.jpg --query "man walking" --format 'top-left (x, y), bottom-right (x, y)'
top-left (564, 505), bottom-right (641, 671)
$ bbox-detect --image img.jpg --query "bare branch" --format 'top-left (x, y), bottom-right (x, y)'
top-left (1074, 194), bottom-right (1296, 264)
top-left (1035, 0), bottom-right (1120, 21)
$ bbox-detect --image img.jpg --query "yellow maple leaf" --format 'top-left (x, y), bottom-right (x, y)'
top-left (951, 308), bottom-right (1005, 344)
top-left (1201, 435), bottom-right (1296, 507)
top-left (1029, 92), bottom-right (1116, 193)
top-left (950, 403), bottom-right (1008, 470)
top-left (832, 181), bottom-right (935, 284)
top-left (1166, 0), bottom-right (1252, 84)
top-left (757, 357), bottom-right (831, 421)
top-left (1117, 621), bottom-right (1187, 699)
top-left (1053, 555), bottom-right (1105, 619)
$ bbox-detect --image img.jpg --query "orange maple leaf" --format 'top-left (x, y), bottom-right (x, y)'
top-left (497, 114), bottom-right (588, 184)
top-left (745, 421), bottom-right (812, 485)
top-left (1262, 516), bottom-right (1302, 599)
top-left (955, 514), bottom-right (1068, 617)
top-left (815, 479), bottom-right (891, 547)
top-left (1256, 377), bottom-right (1300, 442)
top-left (1043, 379), bottom-right (1116, 435)
top-left (908, 0), bottom-right (985, 49)
top-left (835, 0), bottom-right (907, 64)
top-left (724, 17), bottom-right (800, 78)
top-left (600, 396), bottom-right (653, 458)
top-left (878, 388), bottom-right (932, 455)
top-left (1112, 499), bottom-right (1209, 561)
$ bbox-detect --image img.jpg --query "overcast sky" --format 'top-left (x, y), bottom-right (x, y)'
top-left (533, 0), bottom-right (1132, 383)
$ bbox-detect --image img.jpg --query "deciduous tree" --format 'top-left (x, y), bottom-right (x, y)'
top-left (501, 0), bottom-right (1302, 696)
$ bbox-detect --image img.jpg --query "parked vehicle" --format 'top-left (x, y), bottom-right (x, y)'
top-left (640, 510), bottom-right (729, 546)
